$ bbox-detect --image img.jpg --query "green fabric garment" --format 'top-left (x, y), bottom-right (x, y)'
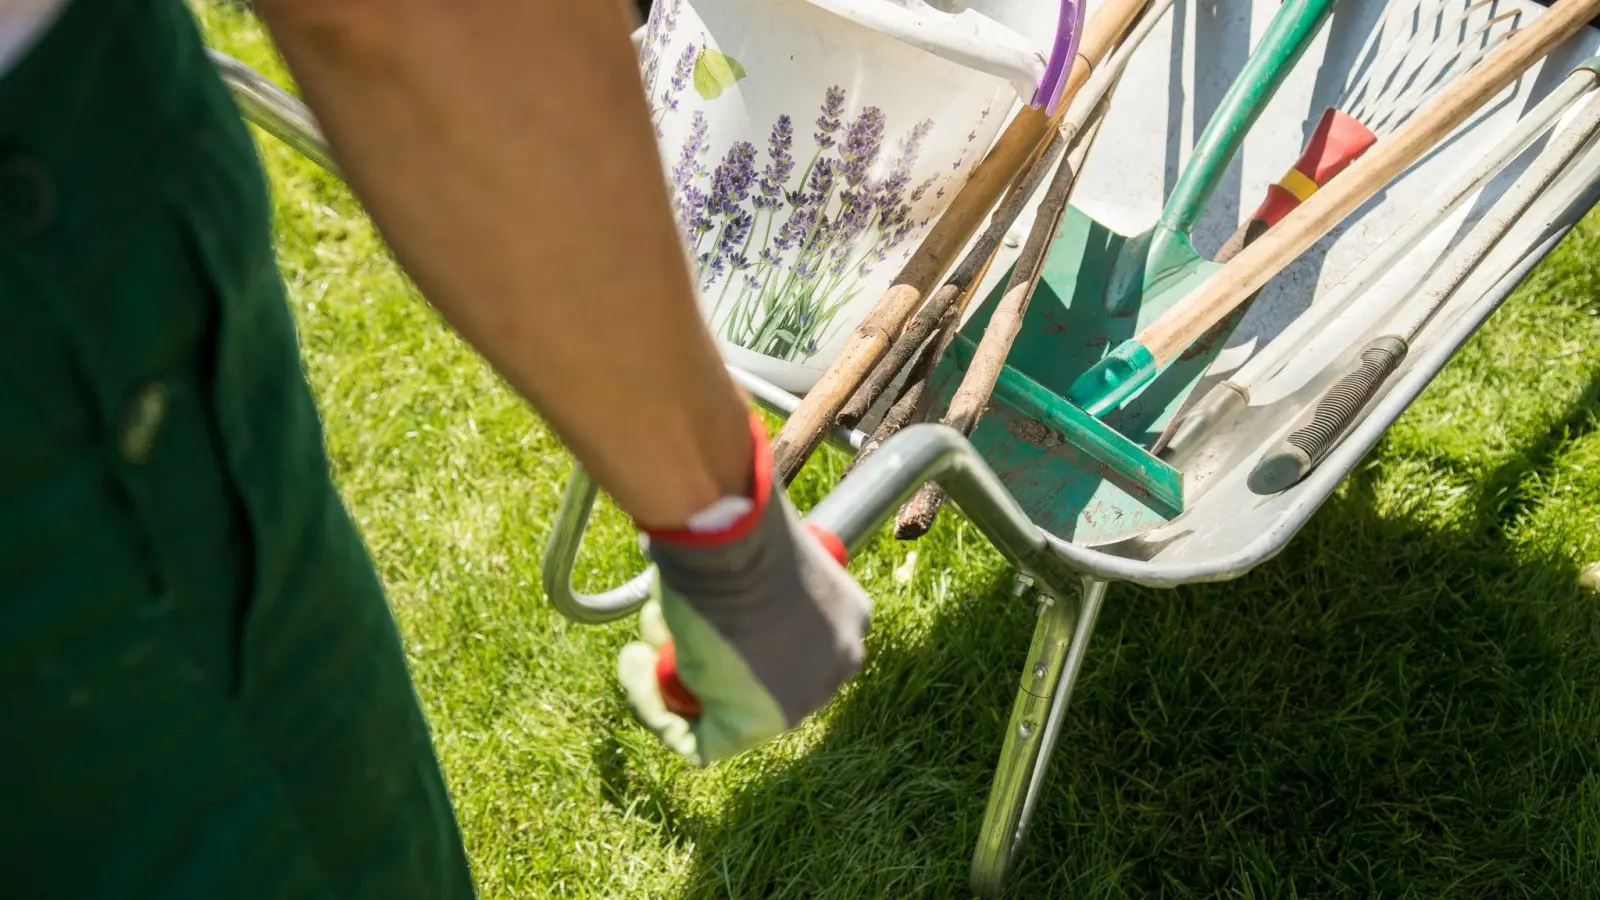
top-left (0, 1), bottom-right (476, 897)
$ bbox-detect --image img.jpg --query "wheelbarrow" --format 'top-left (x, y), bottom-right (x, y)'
top-left (210, 0), bottom-right (1600, 891)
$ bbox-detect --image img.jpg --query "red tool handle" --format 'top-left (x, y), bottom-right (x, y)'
top-left (1254, 107), bottom-right (1378, 227)
top-left (1214, 107), bottom-right (1377, 264)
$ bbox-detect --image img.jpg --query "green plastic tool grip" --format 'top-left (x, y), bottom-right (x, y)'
top-left (1068, 340), bottom-right (1157, 417)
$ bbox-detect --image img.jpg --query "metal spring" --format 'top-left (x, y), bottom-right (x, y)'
top-left (1285, 340), bottom-right (1407, 460)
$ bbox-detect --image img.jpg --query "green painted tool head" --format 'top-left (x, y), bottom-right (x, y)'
top-left (927, 205), bottom-right (1232, 547)
top-left (1102, 223), bottom-right (1210, 318)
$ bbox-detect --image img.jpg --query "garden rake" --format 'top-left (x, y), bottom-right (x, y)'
top-left (1149, 0), bottom-right (1521, 454)
top-left (1154, 56), bottom-right (1600, 498)
top-left (1216, 0), bottom-right (1522, 263)
top-left (1057, 0), bottom-right (1600, 537)
top-left (1248, 65), bottom-right (1600, 492)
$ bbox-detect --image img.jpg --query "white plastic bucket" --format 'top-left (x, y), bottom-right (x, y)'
top-left (639, 0), bottom-right (1044, 393)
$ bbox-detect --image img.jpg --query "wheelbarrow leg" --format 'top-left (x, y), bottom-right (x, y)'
top-left (970, 574), bottom-right (1109, 897)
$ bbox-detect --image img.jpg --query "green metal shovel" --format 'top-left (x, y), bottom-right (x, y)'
top-left (1104, 0), bottom-right (1339, 317)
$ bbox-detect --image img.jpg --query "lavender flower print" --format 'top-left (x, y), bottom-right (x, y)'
top-left (663, 82), bottom-right (953, 364)
top-left (703, 210), bottom-right (754, 287)
top-left (805, 158), bottom-right (835, 205)
top-left (695, 144), bottom-right (756, 291)
top-left (873, 120), bottom-right (934, 257)
top-left (836, 107), bottom-right (887, 187)
top-left (640, 0), bottom-right (683, 125)
top-left (774, 202), bottom-right (818, 253)
top-left (670, 112), bottom-right (712, 240)
top-left (754, 116), bottom-right (794, 211)
top-left (814, 86), bottom-right (845, 148)
top-left (706, 141), bottom-right (757, 217)
top-left (665, 43), bottom-right (697, 113)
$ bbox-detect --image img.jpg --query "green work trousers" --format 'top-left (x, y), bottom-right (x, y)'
top-left (0, 1), bottom-right (477, 897)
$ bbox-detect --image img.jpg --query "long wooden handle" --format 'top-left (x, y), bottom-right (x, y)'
top-left (839, 247), bottom-right (999, 480)
top-left (769, 0), bottom-right (1151, 482)
top-left (1138, 0), bottom-right (1600, 364)
top-left (895, 98), bottom-right (1111, 540)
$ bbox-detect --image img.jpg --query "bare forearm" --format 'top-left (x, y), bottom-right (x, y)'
top-left (254, 0), bottom-right (752, 526)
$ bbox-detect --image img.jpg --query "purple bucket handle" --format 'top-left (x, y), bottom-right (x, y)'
top-left (1031, 0), bottom-right (1085, 115)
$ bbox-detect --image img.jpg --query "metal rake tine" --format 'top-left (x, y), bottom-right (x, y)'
top-left (1365, 1), bottom-right (1499, 129)
top-left (1343, 0), bottom-right (1419, 105)
top-left (1341, 0), bottom-right (1424, 113)
top-left (1356, 3), bottom-right (1465, 123)
top-left (1374, 7), bottom-right (1521, 133)
top-left (1344, 0), bottom-right (1454, 122)
top-left (1361, 0), bottom-right (1493, 120)
top-left (1418, 10), bottom-right (1521, 102)
top-left (1357, 0), bottom-right (1515, 131)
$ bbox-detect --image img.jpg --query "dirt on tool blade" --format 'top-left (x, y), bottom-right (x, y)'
top-left (1007, 418), bottom-right (1064, 450)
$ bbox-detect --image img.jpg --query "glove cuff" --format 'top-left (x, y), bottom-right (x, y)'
top-left (638, 412), bottom-right (772, 548)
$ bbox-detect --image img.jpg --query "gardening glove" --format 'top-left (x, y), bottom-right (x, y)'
top-left (615, 413), bottom-right (871, 765)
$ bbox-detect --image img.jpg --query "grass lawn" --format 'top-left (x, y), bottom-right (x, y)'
top-left (201, 7), bottom-right (1600, 897)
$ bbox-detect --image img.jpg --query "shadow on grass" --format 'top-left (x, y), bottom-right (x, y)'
top-left (612, 371), bottom-right (1600, 898)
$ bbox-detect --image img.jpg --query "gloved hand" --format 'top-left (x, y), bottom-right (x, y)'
top-left (615, 414), bottom-right (871, 765)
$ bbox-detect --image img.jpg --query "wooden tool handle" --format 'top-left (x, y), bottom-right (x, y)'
top-left (839, 248), bottom-right (998, 480)
top-left (897, 100), bottom-right (1112, 540)
top-left (1139, 0), bottom-right (1600, 365)
top-left (769, 0), bottom-right (1151, 482)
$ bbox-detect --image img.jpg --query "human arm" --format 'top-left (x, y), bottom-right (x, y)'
top-left (248, 0), bottom-right (872, 763)
top-left (251, 0), bottom-right (751, 528)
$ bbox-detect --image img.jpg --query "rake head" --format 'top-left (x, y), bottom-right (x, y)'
top-left (1344, 0), bottom-right (1522, 133)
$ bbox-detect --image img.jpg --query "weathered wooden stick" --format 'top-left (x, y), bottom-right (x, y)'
top-left (767, 0), bottom-right (1152, 483)
top-left (837, 130), bottom-right (1071, 428)
top-left (896, 99), bottom-right (1113, 540)
top-left (839, 248), bottom-right (999, 479)
top-left (834, 283), bottom-right (960, 431)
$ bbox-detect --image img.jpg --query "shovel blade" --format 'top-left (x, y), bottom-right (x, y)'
top-left (1103, 224), bottom-right (1211, 316)
top-left (930, 205), bottom-right (1232, 547)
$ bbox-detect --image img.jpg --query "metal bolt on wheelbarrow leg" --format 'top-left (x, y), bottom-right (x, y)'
top-left (971, 577), bottom-right (1108, 898)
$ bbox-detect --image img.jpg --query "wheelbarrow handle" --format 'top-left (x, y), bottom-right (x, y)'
top-left (541, 368), bottom-right (868, 624)
top-left (543, 423), bottom-right (1078, 624)
top-left (208, 50), bottom-right (339, 175)
top-left (806, 424), bottom-right (1068, 579)
top-left (208, 23), bottom-right (654, 176)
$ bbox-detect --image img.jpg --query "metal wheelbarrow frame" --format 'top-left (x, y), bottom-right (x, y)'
top-left (209, 0), bottom-right (1600, 890)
